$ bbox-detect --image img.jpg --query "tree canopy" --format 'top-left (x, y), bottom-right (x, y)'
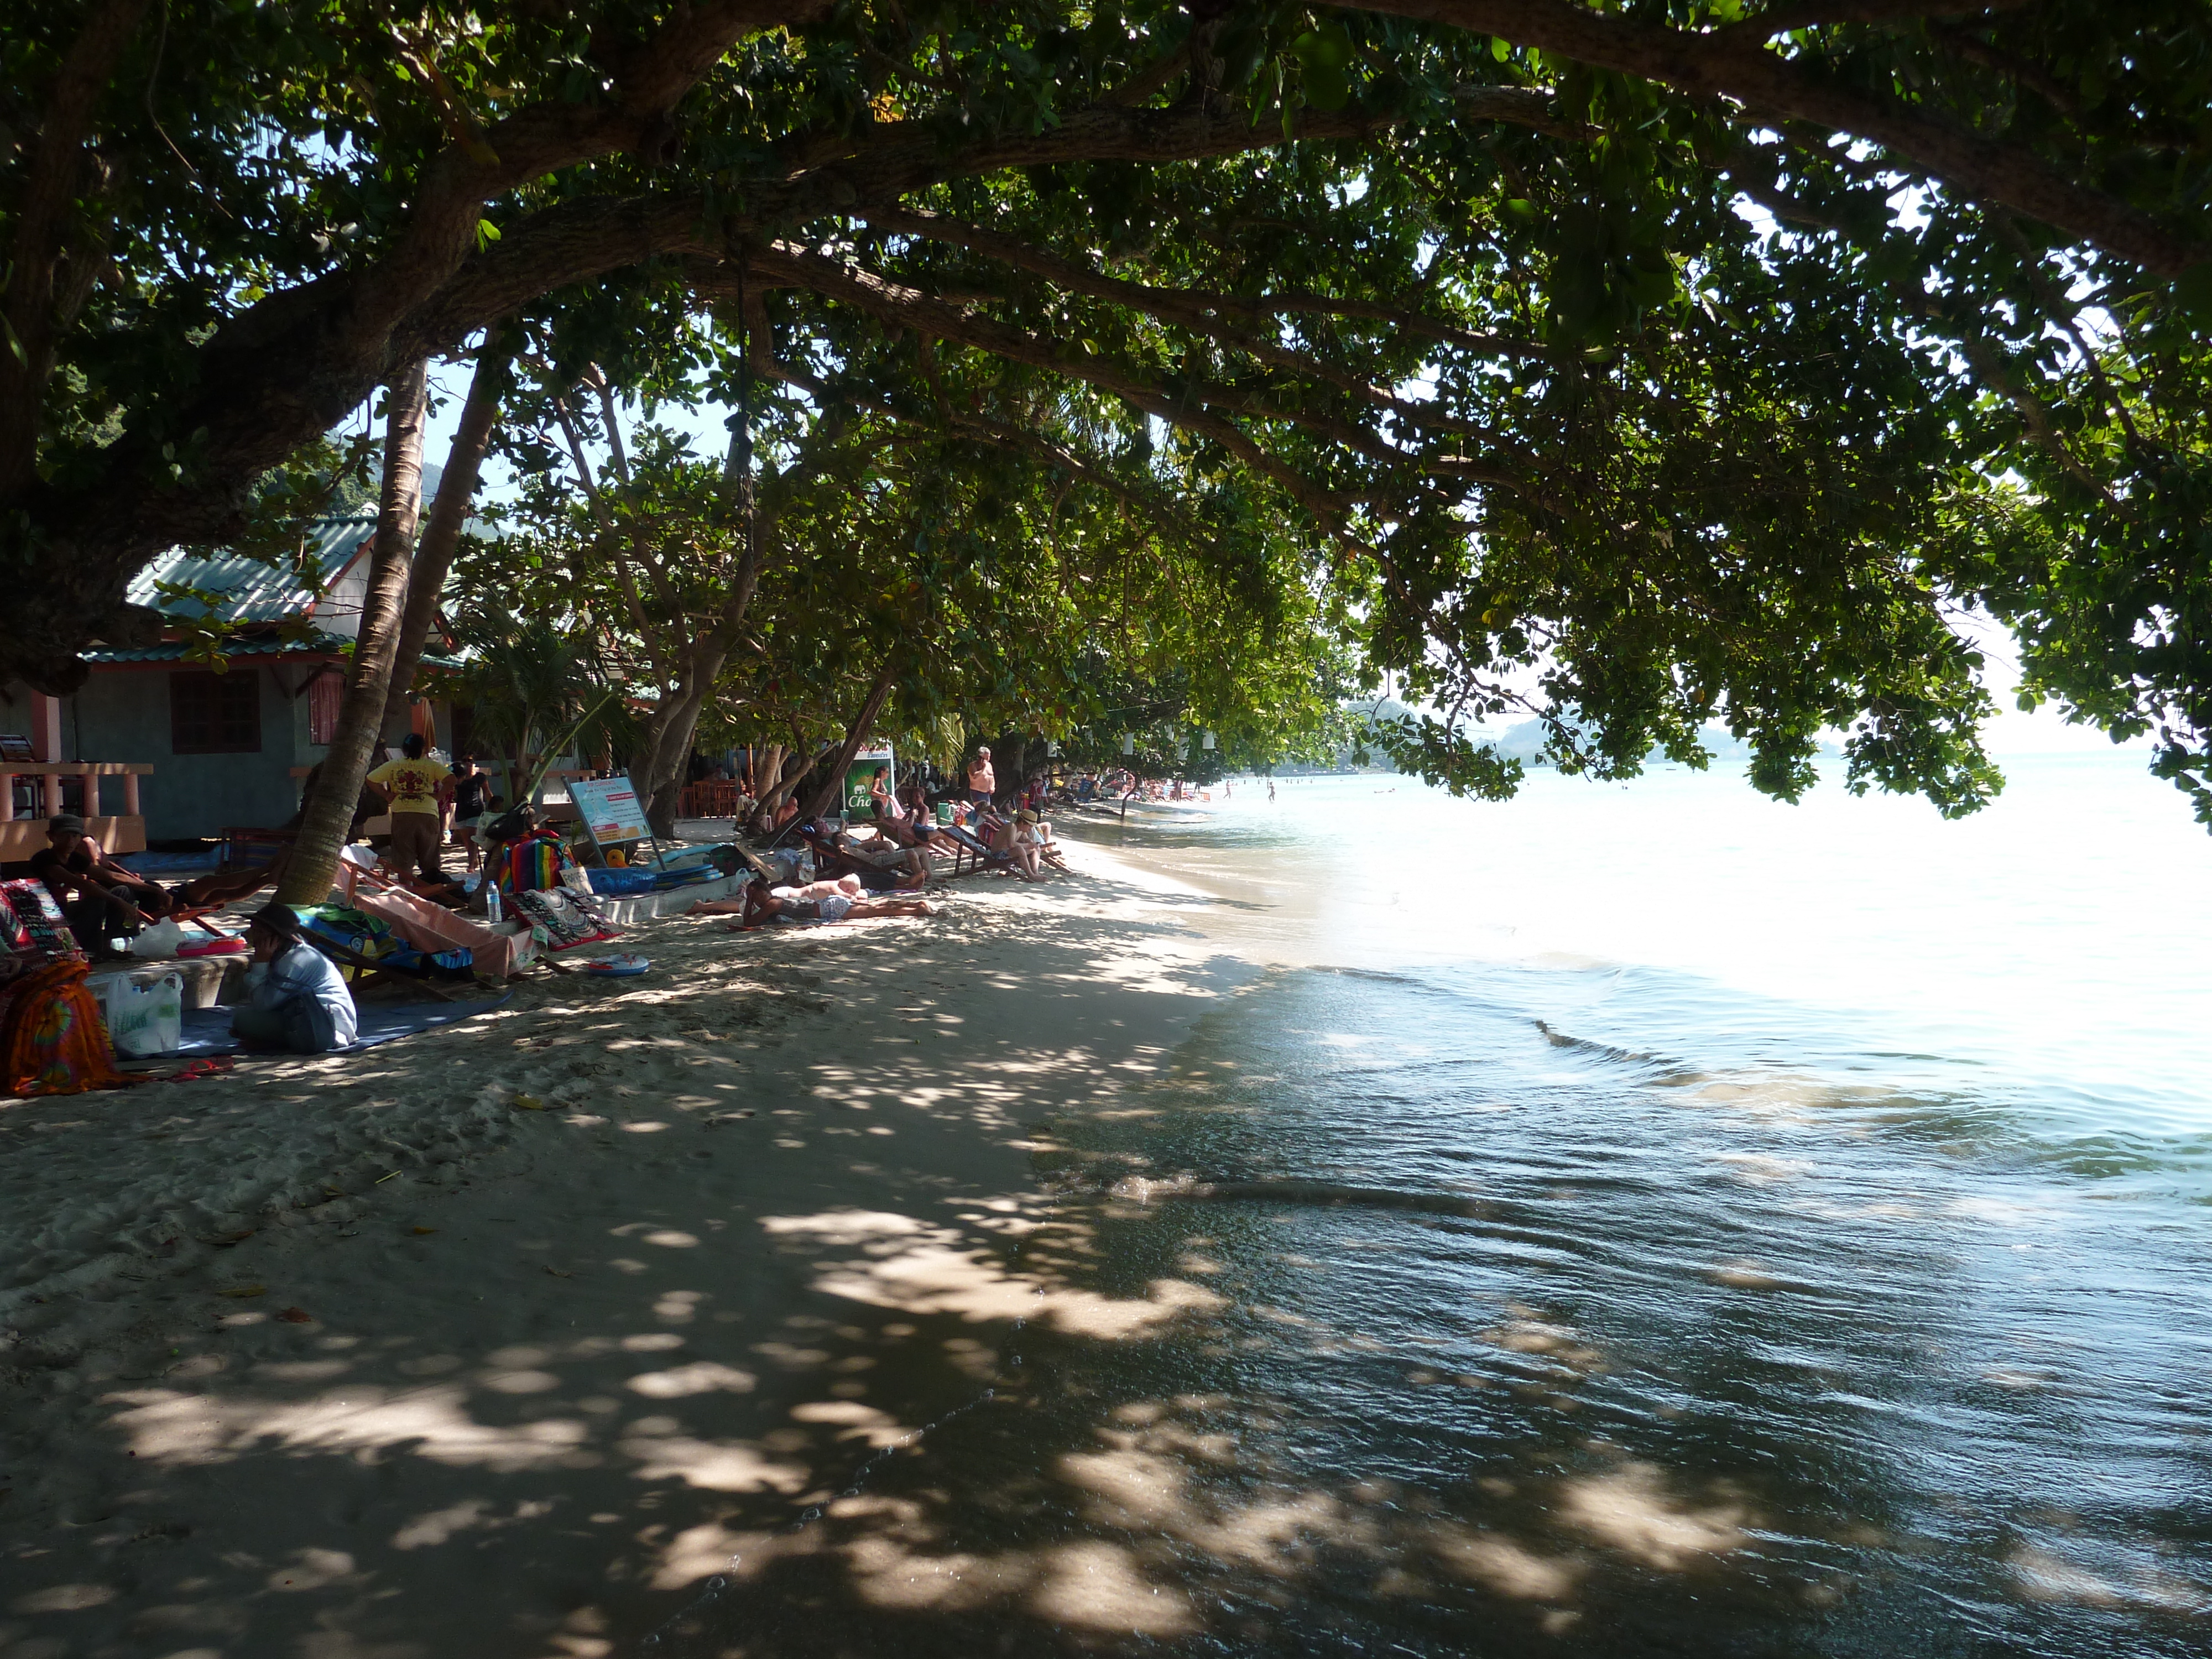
top-left (6, 0), bottom-right (2210, 815)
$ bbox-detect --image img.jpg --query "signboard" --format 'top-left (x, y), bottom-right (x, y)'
top-left (566, 775), bottom-right (652, 851)
top-left (842, 748), bottom-right (894, 819)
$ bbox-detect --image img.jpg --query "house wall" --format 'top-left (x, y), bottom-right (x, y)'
top-left (66, 666), bottom-right (304, 841)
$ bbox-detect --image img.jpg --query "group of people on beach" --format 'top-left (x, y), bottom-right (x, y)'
top-left (684, 745), bottom-right (1067, 930)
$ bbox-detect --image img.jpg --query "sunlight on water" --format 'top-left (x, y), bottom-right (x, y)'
top-left (1011, 757), bottom-right (2212, 1655)
top-left (683, 754), bottom-right (2212, 1657)
top-left (1107, 752), bottom-right (2212, 1139)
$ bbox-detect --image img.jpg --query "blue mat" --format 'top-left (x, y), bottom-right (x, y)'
top-left (173, 994), bottom-right (510, 1057)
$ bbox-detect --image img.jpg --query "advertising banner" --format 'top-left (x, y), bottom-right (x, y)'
top-left (566, 775), bottom-right (652, 851)
top-left (842, 749), bottom-right (895, 820)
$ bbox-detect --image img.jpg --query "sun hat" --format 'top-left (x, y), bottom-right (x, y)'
top-left (48, 812), bottom-right (85, 833)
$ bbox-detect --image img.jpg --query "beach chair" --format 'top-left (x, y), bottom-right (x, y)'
top-left (932, 821), bottom-right (1018, 877)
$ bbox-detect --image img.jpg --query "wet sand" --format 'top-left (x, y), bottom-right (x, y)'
top-left (0, 841), bottom-right (1260, 1656)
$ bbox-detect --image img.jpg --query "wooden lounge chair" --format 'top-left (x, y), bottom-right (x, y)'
top-left (931, 821), bottom-right (1019, 877)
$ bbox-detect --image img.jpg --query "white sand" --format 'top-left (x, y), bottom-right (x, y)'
top-left (0, 838), bottom-right (1260, 1655)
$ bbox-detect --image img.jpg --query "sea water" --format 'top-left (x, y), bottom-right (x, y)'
top-left (1027, 752), bottom-right (2212, 1655)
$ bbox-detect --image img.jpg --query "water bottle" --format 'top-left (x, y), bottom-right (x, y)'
top-left (484, 883), bottom-right (502, 924)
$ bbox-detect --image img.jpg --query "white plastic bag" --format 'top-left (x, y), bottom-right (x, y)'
top-left (103, 971), bottom-right (184, 1057)
top-left (129, 918), bottom-right (185, 959)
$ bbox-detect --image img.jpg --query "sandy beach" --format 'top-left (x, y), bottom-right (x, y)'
top-left (1, 836), bottom-right (1261, 1657)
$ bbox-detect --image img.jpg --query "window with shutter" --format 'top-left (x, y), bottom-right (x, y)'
top-left (170, 670), bottom-right (262, 754)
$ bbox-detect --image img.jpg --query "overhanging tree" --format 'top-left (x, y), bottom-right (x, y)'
top-left (7, 1), bottom-right (2210, 815)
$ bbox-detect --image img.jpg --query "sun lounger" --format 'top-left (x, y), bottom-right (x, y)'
top-left (931, 821), bottom-right (1018, 877)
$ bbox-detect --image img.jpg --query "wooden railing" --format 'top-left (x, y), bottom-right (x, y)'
top-left (0, 761), bottom-right (153, 857)
top-left (1, 761), bottom-right (152, 820)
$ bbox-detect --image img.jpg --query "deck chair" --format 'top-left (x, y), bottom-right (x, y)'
top-left (932, 821), bottom-right (1018, 877)
top-left (300, 928), bottom-right (468, 1002)
top-left (336, 857), bottom-right (526, 980)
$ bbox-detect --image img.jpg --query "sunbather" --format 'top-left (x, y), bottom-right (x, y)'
top-left (687, 874), bottom-right (932, 926)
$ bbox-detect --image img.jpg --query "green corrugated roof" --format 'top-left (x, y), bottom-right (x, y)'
top-left (84, 632), bottom-right (469, 669)
top-left (83, 633), bottom-right (351, 665)
top-left (122, 515), bottom-right (379, 625)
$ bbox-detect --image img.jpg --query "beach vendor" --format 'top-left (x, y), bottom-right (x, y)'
top-left (367, 734), bottom-right (452, 883)
top-left (30, 812), bottom-right (168, 950)
top-left (231, 902), bottom-right (359, 1053)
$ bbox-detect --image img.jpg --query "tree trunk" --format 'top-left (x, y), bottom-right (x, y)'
top-left (803, 658), bottom-right (900, 823)
top-left (274, 360), bottom-right (429, 907)
top-left (752, 744), bottom-right (820, 821)
top-left (379, 334), bottom-right (512, 737)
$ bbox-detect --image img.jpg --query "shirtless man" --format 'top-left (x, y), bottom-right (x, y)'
top-left (967, 745), bottom-right (995, 809)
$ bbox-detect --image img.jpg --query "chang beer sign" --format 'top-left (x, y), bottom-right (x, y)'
top-left (840, 748), bottom-right (894, 821)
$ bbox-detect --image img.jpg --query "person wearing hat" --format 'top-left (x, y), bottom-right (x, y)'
top-left (987, 806), bottom-right (1048, 881)
top-left (231, 902), bottom-right (358, 1053)
top-left (29, 813), bottom-right (171, 951)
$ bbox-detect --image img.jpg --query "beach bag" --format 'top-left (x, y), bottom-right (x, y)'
top-left (99, 970), bottom-right (185, 1058)
top-left (2, 959), bottom-right (132, 1097)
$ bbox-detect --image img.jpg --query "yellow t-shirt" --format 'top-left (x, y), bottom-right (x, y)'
top-left (367, 758), bottom-right (451, 814)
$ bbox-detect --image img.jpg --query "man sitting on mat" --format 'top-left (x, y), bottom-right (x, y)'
top-left (231, 902), bottom-right (359, 1054)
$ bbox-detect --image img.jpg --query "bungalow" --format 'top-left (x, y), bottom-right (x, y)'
top-left (0, 515), bottom-right (462, 860)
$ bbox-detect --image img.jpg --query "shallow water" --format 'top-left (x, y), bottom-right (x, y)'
top-left (692, 754), bottom-right (2212, 1656)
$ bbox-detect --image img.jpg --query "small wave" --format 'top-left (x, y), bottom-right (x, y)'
top-left (1112, 1175), bottom-right (1492, 1218)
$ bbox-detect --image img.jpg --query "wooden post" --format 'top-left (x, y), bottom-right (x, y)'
top-left (123, 770), bottom-right (140, 816)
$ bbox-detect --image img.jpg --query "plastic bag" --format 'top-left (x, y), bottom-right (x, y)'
top-left (100, 971), bottom-right (184, 1057)
top-left (129, 919), bottom-right (185, 959)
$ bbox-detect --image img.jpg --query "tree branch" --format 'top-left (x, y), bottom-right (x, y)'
top-left (0, 0), bottom-right (149, 497)
top-left (1345, 0), bottom-right (2206, 274)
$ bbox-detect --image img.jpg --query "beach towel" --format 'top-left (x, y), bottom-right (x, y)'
top-left (492, 831), bottom-right (574, 897)
top-left (2, 958), bottom-right (133, 1097)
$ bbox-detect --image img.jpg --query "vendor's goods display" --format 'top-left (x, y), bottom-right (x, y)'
top-left (1, 959), bottom-right (131, 1097)
top-left (507, 888), bottom-right (617, 952)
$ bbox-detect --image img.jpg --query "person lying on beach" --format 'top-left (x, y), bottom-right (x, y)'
top-left (795, 825), bottom-right (912, 890)
top-left (832, 826), bottom-right (933, 889)
top-left (231, 902), bottom-right (359, 1054)
top-left (684, 875), bottom-right (933, 926)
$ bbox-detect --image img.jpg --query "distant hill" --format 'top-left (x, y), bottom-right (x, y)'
top-left (1478, 717), bottom-right (1840, 766)
top-left (1338, 704), bottom-right (1840, 770)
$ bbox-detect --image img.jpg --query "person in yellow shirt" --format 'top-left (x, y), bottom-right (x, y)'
top-left (366, 733), bottom-right (452, 883)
